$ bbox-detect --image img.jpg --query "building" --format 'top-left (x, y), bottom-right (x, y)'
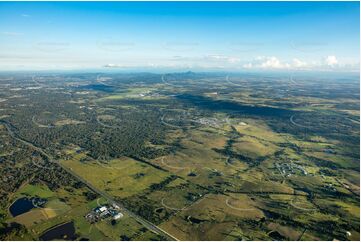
top-left (113, 212), bottom-right (123, 220)
top-left (95, 206), bottom-right (107, 213)
top-left (112, 203), bottom-right (120, 210)
top-left (99, 206), bottom-right (107, 212)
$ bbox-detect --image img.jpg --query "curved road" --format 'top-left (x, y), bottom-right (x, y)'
top-left (290, 115), bottom-right (309, 128)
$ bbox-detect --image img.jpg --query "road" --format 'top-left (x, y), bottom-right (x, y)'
top-left (0, 120), bottom-right (178, 241)
top-left (1, 120), bottom-right (54, 161)
top-left (290, 115), bottom-right (309, 128)
top-left (60, 162), bottom-right (178, 241)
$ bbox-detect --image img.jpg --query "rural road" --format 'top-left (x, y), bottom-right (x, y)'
top-left (290, 115), bottom-right (309, 128)
top-left (0, 120), bottom-right (179, 241)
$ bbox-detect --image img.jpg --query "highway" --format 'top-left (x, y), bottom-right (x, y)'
top-left (0, 120), bottom-right (178, 241)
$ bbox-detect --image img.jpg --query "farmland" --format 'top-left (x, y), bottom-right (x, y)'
top-left (0, 72), bottom-right (359, 240)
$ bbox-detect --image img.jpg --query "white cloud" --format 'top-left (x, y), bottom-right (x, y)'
top-left (100, 54), bottom-right (351, 71)
top-left (244, 56), bottom-right (290, 69)
top-left (292, 58), bottom-right (307, 68)
top-left (325, 55), bottom-right (338, 66)
top-left (21, 14), bottom-right (30, 17)
top-left (260, 56), bottom-right (287, 69)
top-left (243, 63), bottom-right (253, 69)
top-left (103, 64), bottom-right (127, 68)
top-left (228, 57), bottom-right (241, 64)
top-left (242, 56), bottom-right (345, 70)
top-left (169, 54), bottom-right (346, 71)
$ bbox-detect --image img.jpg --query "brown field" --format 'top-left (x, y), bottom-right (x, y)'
top-left (159, 194), bottom-right (264, 240)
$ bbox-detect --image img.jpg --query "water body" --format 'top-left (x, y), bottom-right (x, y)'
top-left (39, 221), bottom-right (76, 241)
top-left (9, 197), bottom-right (35, 217)
top-left (9, 197), bottom-right (47, 217)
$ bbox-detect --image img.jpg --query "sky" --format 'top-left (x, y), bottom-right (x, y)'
top-left (0, 1), bottom-right (359, 72)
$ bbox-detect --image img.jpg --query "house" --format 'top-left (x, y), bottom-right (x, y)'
top-left (94, 206), bottom-right (107, 213)
top-left (112, 203), bottom-right (120, 210)
top-left (99, 206), bottom-right (107, 212)
top-left (113, 212), bottom-right (123, 220)
top-left (100, 210), bottom-right (109, 217)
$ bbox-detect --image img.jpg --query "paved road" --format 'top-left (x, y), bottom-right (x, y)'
top-left (60, 163), bottom-right (178, 241)
top-left (1, 121), bottom-right (54, 161)
top-left (0, 120), bottom-right (178, 241)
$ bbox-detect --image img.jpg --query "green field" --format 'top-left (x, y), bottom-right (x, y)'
top-left (61, 153), bottom-right (171, 199)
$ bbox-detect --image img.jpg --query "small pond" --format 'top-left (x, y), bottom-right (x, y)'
top-left (9, 197), bottom-right (34, 217)
top-left (39, 221), bottom-right (76, 241)
top-left (9, 197), bottom-right (47, 217)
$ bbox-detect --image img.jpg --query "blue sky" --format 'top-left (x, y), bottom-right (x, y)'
top-left (0, 1), bottom-right (359, 71)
